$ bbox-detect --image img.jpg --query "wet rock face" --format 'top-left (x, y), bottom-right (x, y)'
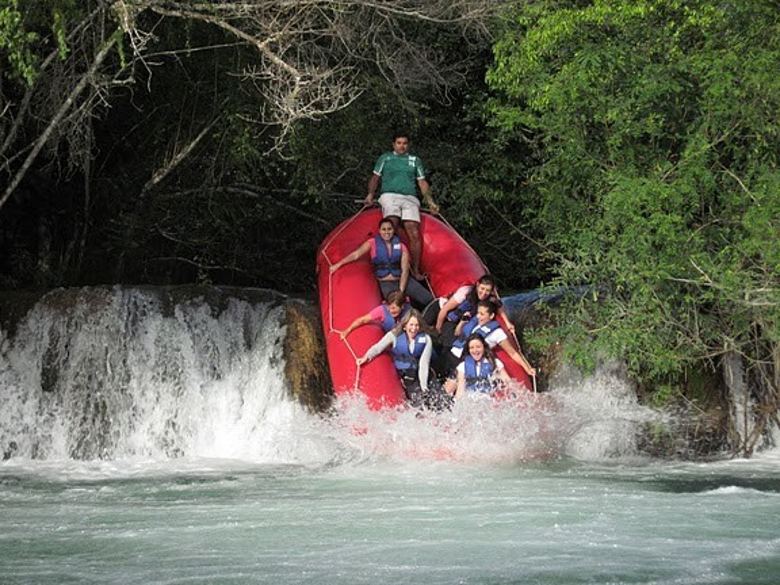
top-left (284, 301), bottom-right (333, 412)
top-left (0, 289), bottom-right (47, 338)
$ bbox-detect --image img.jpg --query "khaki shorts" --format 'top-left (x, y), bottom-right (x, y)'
top-left (379, 193), bottom-right (420, 223)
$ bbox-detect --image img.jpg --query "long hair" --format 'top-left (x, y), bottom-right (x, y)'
top-left (463, 334), bottom-right (496, 369)
top-left (391, 307), bottom-right (432, 337)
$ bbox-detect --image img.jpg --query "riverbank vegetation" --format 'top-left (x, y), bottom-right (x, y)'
top-left (487, 1), bottom-right (779, 455)
top-left (2, 1), bottom-right (778, 455)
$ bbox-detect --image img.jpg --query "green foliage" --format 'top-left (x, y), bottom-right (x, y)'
top-left (51, 1), bottom-right (76, 61)
top-left (648, 384), bottom-right (676, 409)
top-left (0, 0), bottom-right (83, 83)
top-left (488, 0), bottom-right (780, 388)
top-left (0, 0), bottom-right (39, 84)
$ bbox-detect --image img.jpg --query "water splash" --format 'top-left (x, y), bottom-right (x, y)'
top-left (317, 361), bottom-right (660, 465)
top-left (316, 389), bottom-right (567, 465)
top-left (548, 360), bottom-right (662, 459)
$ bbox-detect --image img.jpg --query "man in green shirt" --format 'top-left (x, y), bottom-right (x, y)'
top-left (364, 132), bottom-right (439, 280)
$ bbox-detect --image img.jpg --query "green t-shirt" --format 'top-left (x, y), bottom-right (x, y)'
top-left (373, 152), bottom-right (426, 197)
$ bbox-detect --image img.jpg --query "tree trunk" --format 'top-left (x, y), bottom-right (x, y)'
top-left (722, 349), bottom-right (755, 457)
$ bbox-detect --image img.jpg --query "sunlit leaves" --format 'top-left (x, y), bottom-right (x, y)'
top-left (487, 0), bottom-right (780, 389)
top-left (0, 0), bottom-right (39, 84)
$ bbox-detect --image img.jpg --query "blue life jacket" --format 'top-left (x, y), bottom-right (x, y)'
top-left (451, 318), bottom-right (502, 353)
top-left (446, 296), bottom-right (474, 323)
top-left (378, 303), bottom-right (411, 332)
top-left (371, 235), bottom-right (403, 278)
top-left (392, 332), bottom-right (428, 372)
top-left (445, 287), bottom-right (503, 322)
top-left (463, 356), bottom-right (495, 394)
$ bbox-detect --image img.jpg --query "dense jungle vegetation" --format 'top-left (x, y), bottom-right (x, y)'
top-left (1, 1), bottom-right (778, 454)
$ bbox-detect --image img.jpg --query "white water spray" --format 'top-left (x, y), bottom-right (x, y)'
top-left (0, 287), bottom-right (325, 462)
top-left (548, 359), bottom-right (661, 459)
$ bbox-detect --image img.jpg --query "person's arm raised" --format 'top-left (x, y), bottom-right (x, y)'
top-left (340, 313), bottom-right (372, 340)
top-left (330, 240), bottom-right (371, 273)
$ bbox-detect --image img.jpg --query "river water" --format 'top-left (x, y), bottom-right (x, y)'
top-left (1, 288), bottom-right (778, 584)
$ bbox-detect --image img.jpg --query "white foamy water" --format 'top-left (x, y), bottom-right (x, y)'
top-left (0, 287), bottom-right (664, 467)
top-left (0, 287), bottom-right (322, 463)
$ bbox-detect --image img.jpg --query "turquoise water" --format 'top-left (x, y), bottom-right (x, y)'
top-left (2, 455), bottom-right (779, 585)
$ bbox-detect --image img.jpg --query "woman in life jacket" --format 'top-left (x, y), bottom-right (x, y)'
top-left (339, 290), bottom-right (410, 340)
top-left (329, 218), bottom-right (433, 308)
top-left (356, 309), bottom-right (438, 408)
top-left (454, 335), bottom-right (511, 399)
top-left (442, 300), bottom-right (536, 393)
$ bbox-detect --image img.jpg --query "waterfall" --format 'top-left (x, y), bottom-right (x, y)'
top-left (0, 287), bottom-right (314, 461)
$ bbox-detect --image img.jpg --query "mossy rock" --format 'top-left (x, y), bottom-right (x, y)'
top-left (283, 300), bottom-right (333, 412)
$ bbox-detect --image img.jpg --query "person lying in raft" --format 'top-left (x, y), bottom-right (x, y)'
top-left (443, 300), bottom-right (535, 393)
top-left (329, 218), bottom-right (433, 308)
top-left (356, 309), bottom-right (436, 408)
top-left (454, 335), bottom-right (511, 399)
top-left (338, 290), bottom-right (410, 340)
top-left (430, 273), bottom-right (514, 349)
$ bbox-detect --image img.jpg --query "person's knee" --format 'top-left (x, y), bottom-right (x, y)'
top-left (403, 221), bottom-right (420, 237)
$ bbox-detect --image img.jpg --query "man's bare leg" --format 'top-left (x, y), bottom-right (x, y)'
top-left (403, 220), bottom-right (424, 280)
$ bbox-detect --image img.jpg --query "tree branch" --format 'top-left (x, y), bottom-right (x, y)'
top-left (0, 33), bottom-right (120, 211)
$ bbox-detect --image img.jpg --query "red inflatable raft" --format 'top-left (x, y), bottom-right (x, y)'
top-left (317, 207), bottom-right (531, 408)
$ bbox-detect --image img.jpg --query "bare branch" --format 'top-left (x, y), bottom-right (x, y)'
top-left (0, 34), bottom-right (120, 210)
top-left (1, 0), bottom-right (496, 210)
top-left (141, 110), bottom-right (224, 196)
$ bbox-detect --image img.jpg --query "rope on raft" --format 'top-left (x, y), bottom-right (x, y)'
top-left (321, 204), bottom-right (536, 393)
top-left (319, 203), bottom-right (372, 390)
